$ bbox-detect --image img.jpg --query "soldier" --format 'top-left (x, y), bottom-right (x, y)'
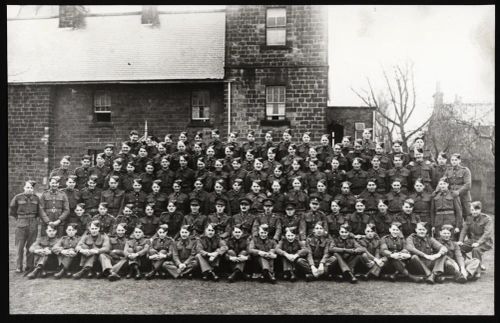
top-left (68, 203), bottom-right (92, 236)
top-left (406, 222), bottom-right (448, 284)
top-left (277, 128), bottom-right (293, 161)
top-left (116, 142), bottom-right (135, 173)
top-left (139, 203), bottom-right (160, 238)
top-left (156, 157), bottom-right (176, 195)
top-left (259, 130), bottom-right (275, 161)
top-left (357, 223), bottom-right (386, 280)
top-left (266, 164), bottom-right (288, 195)
top-left (153, 142), bottom-right (169, 172)
top-left (195, 223), bottom-right (228, 281)
top-left (340, 136), bottom-right (352, 158)
top-left (305, 221), bottom-right (335, 281)
top-left (39, 176), bottom-right (70, 237)
top-left (304, 159), bottom-right (327, 194)
top-left (79, 175), bottom-right (102, 217)
top-left (122, 178), bottom-right (148, 217)
top-left (248, 224), bottom-right (278, 284)
top-left (192, 131), bottom-right (207, 155)
top-left (431, 177), bottom-right (463, 235)
top-left (370, 199), bottom-right (391, 236)
top-left (113, 204), bottom-right (140, 236)
top-left (73, 220), bottom-right (112, 279)
top-left (408, 148), bottom-right (434, 192)
top-left (119, 224), bottom-right (151, 280)
top-left (327, 223), bottom-right (364, 283)
top-left (26, 224), bottom-right (59, 279)
top-left (62, 175), bottom-right (81, 224)
top-left (51, 223), bottom-right (80, 279)
top-left (297, 131), bottom-right (312, 159)
top-left (267, 180), bottom-right (287, 215)
top-left (206, 180), bottom-right (230, 214)
top-left (208, 128), bottom-right (225, 159)
top-left (163, 134), bottom-right (176, 155)
top-left (241, 130), bottom-right (260, 159)
top-left (245, 180), bottom-right (267, 214)
top-left (211, 160), bottom-right (230, 192)
top-left (89, 153), bottom-right (111, 189)
top-left (241, 149), bottom-right (256, 173)
top-left (74, 155), bottom-right (93, 190)
top-left (92, 202), bottom-right (116, 235)
top-left (182, 198), bottom-right (208, 237)
top-left (102, 144), bottom-right (116, 169)
top-left (409, 134), bottom-right (435, 165)
top-left (325, 157), bottom-right (346, 197)
top-left (334, 181), bottom-right (357, 216)
top-left (387, 139), bottom-right (410, 166)
top-left (346, 139), bottom-right (370, 171)
top-left (316, 134), bottom-right (334, 166)
top-left (360, 128), bottom-right (376, 157)
top-left (228, 158), bottom-right (248, 189)
top-left (168, 179), bottom-right (189, 214)
top-left (162, 225), bottom-right (199, 279)
top-left (301, 196), bottom-right (327, 241)
top-left (146, 180), bottom-right (168, 217)
top-left (286, 159), bottom-right (307, 191)
top-left (326, 144), bottom-right (349, 172)
top-left (100, 175), bottom-right (125, 217)
top-left (225, 225), bottom-right (251, 283)
top-left (139, 162), bottom-right (156, 193)
top-left (175, 155), bottom-right (195, 194)
top-left (159, 201), bottom-right (184, 239)
top-left (387, 155), bottom-right (411, 194)
top-left (207, 198), bottom-right (232, 239)
top-left (373, 142), bottom-right (392, 171)
top-left (444, 153), bottom-right (472, 219)
top-left (276, 227), bottom-right (310, 281)
top-left (9, 180), bottom-right (42, 273)
top-left (315, 179), bottom-right (333, 214)
top-left (358, 179), bottom-right (384, 218)
top-left (189, 178), bottom-right (211, 215)
top-left (325, 200), bottom-right (348, 238)
top-left (103, 159), bottom-right (124, 190)
top-left (227, 179), bottom-right (245, 217)
top-left (126, 130), bottom-right (141, 155)
top-left (230, 197), bottom-right (256, 238)
top-left (458, 201), bottom-right (493, 277)
top-left (227, 131), bottom-right (242, 160)
top-left (346, 157), bottom-right (369, 195)
top-left (437, 224), bottom-right (470, 283)
top-left (280, 202), bottom-right (304, 238)
top-left (379, 222), bottom-right (422, 282)
top-left (145, 224), bottom-right (175, 280)
top-left (392, 198), bottom-right (421, 237)
top-left (49, 155), bottom-right (73, 189)
top-left (106, 222), bottom-right (130, 281)
top-left (432, 152), bottom-right (449, 189)
top-left (349, 198), bottom-right (371, 237)
top-left (386, 178), bottom-right (407, 218)
top-left (281, 144), bottom-right (302, 174)
top-left (287, 177), bottom-right (309, 213)
top-left (367, 155), bottom-right (388, 194)
top-left (252, 198), bottom-right (282, 241)
top-left (409, 178), bottom-right (432, 227)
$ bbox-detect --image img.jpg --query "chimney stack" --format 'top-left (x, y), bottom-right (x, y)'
top-left (432, 81), bottom-right (444, 108)
top-left (141, 5), bottom-right (160, 25)
top-left (59, 5), bottom-right (87, 28)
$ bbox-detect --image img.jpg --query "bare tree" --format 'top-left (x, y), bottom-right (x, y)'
top-left (351, 62), bottom-right (432, 151)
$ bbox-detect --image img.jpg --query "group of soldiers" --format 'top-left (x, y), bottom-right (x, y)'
top-left (10, 128), bottom-right (493, 284)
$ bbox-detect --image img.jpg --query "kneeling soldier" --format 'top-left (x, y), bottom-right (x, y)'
top-left (275, 226), bottom-right (310, 281)
top-left (226, 225), bottom-right (250, 283)
top-left (52, 223), bottom-right (80, 279)
top-left (195, 223), bottom-right (228, 281)
top-left (73, 220), bottom-right (112, 279)
top-left (27, 224), bottom-right (59, 279)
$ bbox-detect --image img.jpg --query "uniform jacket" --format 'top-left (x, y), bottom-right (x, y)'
top-left (159, 211), bottom-right (184, 238)
top-left (459, 213), bottom-right (493, 248)
top-left (79, 188), bottom-right (102, 212)
top-left (431, 190), bottom-right (463, 228)
top-left (444, 165), bottom-right (472, 200)
top-left (172, 238), bottom-right (197, 265)
top-left (49, 168), bottom-right (72, 189)
top-left (380, 234), bottom-right (409, 257)
top-left (207, 212), bottom-right (232, 239)
top-left (226, 237), bottom-right (249, 257)
top-left (195, 235), bottom-right (228, 256)
top-left (358, 236), bottom-right (382, 260)
top-left (100, 189), bottom-right (125, 214)
top-left (438, 238), bottom-right (465, 268)
top-left (183, 213), bottom-right (208, 236)
top-left (9, 193), bottom-right (42, 227)
top-left (76, 232), bottom-right (111, 254)
top-left (40, 189), bottom-right (70, 223)
top-left (325, 212), bottom-right (348, 237)
top-left (328, 236), bottom-right (364, 256)
top-left (276, 238), bottom-right (308, 257)
top-left (29, 235), bottom-right (59, 253)
top-left (92, 213), bottom-right (116, 234)
top-left (405, 233), bottom-right (447, 257)
top-left (124, 237), bottom-right (150, 257)
top-left (248, 237), bottom-right (278, 255)
top-left (302, 210), bottom-right (327, 240)
top-left (149, 236), bottom-right (175, 257)
top-left (306, 234), bottom-right (330, 265)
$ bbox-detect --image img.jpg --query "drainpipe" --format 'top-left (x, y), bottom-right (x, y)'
top-left (227, 81), bottom-right (232, 136)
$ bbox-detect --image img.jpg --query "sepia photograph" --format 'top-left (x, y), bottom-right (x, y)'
top-left (7, 4), bottom-right (494, 315)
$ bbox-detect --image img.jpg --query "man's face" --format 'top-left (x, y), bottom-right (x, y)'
top-left (225, 147), bottom-right (233, 156)
top-left (194, 145), bottom-right (202, 154)
top-left (190, 204), bottom-right (200, 213)
top-left (165, 136), bottom-right (173, 144)
top-left (157, 229), bottom-right (168, 239)
top-left (205, 226), bottom-right (215, 238)
top-left (113, 163), bottom-right (122, 171)
top-left (271, 182), bottom-right (281, 192)
top-left (285, 231), bottom-right (296, 242)
top-left (292, 179), bottom-right (301, 190)
top-left (355, 202), bottom-right (365, 212)
top-left (302, 134), bottom-right (310, 143)
top-left (66, 178), bottom-right (76, 189)
top-left (416, 225), bottom-right (427, 238)
top-left (341, 184), bottom-right (350, 194)
top-left (339, 228), bottom-right (349, 239)
top-left (116, 226), bottom-right (126, 237)
top-left (212, 131), bottom-right (220, 139)
top-left (207, 147), bottom-right (215, 156)
top-left (268, 150), bottom-right (276, 160)
top-left (331, 159), bottom-right (340, 169)
top-left (317, 181), bottom-right (326, 192)
top-left (414, 139), bottom-right (424, 149)
top-left (229, 133), bottom-right (237, 142)
top-left (320, 136), bottom-right (329, 145)
top-left (391, 181), bottom-right (401, 191)
top-left (179, 133), bottom-right (187, 142)
top-left (121, 145), bottom-right (130, 153)
top-left (363, 131), bottom-right (371, 140)
top-left (414, 182), bottom-right (424, 192)
top-left (371, 158), bottom-right (380, 168)
top-left (179, 158), bottom-right (187, 167)
top-left (152, 183), bottom-right (161, 193)
top-left (177, 143), bottom-right (186, 152)
top-left (197, 161), bottom-right (206, 170)
top-left (46, 227), bottom-right (57, 238)
top-left (133, 182), bottom-right (142, 191)
top-left (402, 203), bottom-right (413, 214)
top-left (126, 164), bottom-right (135, 173)
top-left (89, 224), bottom-right (100, 236)
top-left (247, 133), bottom-right (255, 142)
top-left (389, 225), bottom-right (401, 237)
top-left (173, 183), bottom-right (181, 191)
top-left (138, 149), bottom-right (147, 157)
top-left (49, 179), bottom-right (59, 190)
top-left (437, 155), bottom-right (447, 166)
top-left (288, 146), bottom-right (296, 155)
top-left (375, 146), bottom-right (384, 154)
top-left (61, 159), bottom-right (70, 169)
top-left (258, 229), bottom-right (269, 240)
top-left (96, 156), bottom-right (105, 166)
top-left (161, 159), bottom-right (170, 169)
top-left (215, 204), bottom-right (225, 213)
top-left (265, 133), bottom-right (272, 142)
top-left (313, 224), bottom-right (325, 237)
top-left (232, 228), bottom-right (243, 239)
top-left (283, 133), bottom-right (291, 141)
top-left (334, 146), bottom-right (342, 154)
top-left (167, 203), bottom-right (176, 213)
top-left (240, 203), bottom-right (250, 212)
top-left (251, 182), bottom-right (261, 193)
top-left (145, 165), bottom-right (154, 173)
top-left (273, 167), bottom-right (282, 177)
top-left (194, 181), bottom-right (203, 190)
top-left (180, 228), bottom-right (190, 239)
top-left (81, 159), bottom-right (91, 168)
top-left (365, 226), bottom-right (375, 239)
top-left (440, 229), bottom-right (452, 241)
top-left (394, 157), bottom-right (403, 167)
top-left (232, 161), bottom-right (241, 170)
top-left (130, 134), bottom-right (139, 142)
top-left (263, 204), bottom-right (273, 213)
top-left (133, 228), bottom-right (143, 239)
top-left (158, 145), bottom-right (166, 154)
top-left (145, 206), bottom-right (154, 216)
top-left (285, 208), bottom-right (295, 216)
top-left (123, 208), bottom-right (133, 216)
top-left (98, 205), bottom-right (108, 215)
top-left (330, 202), bottom-right (340, 213)
top-left (291, 161), bottom-right (300, 171)
top-left (354, 143), bottom-right (362, 151)
top-left (309, 162), bottom-right (318, 172)
top-left (75, 207), bottom-right (84, 216)
top-left (393, 143), bottom-right (402, 152)
top-left (109, 179), bottom-right (118, 189)
top-left (66, 226), bottom-right (77, 237)
top-left (310, 201), bottom-right (320, 211)
top-left (415, 152), bottom-right (424, 162)
top-left (232, 182), bottom-right (242, 191)
top-left (438, 181), bottom-right (449, 191)
top-left (367, 182), bottom-right (377, 192)
top-left (450, 156), bottom-right (460, 167)
top-left (215, 161), bottom-right (223, 170)
top-left (471, 206), bottom-right (481, 217)
top-left (378, 203), bottom-right (388, 213)
top-left (352, 160), bottom-right (361, 169)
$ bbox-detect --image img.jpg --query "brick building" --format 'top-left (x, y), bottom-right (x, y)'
top-left (8, 5), bottom-right (373, 198)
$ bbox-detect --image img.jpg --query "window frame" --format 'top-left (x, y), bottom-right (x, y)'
top-left (93, 90), bottom-right (111, 123)
top-left (191, 90), bottom-right (211, 121)
top-left (265, 85), bottom-right (286, 121)
top-left (354, 122), bottom-right (366, 140)
top-left (265, 7), bottom-right (287, 46)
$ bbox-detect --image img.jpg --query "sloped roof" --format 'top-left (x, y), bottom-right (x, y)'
top-left (8, 11), bottom-right (225, 83)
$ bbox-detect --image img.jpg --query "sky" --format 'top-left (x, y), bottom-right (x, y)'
top-left (7, 5), bottom-right (495, 126)
top-left (328, 5), bottom-right (495, 127)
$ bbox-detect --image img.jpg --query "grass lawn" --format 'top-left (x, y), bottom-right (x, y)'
top-left (8, 219), bottom-right (494, 315)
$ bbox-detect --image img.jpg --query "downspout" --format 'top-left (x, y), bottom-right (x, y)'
top-left (227, 81), bottom-right (232, 136)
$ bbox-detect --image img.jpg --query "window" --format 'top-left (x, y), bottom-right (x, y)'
top-left (266, 8), bottom-right (286, 46)
top-left (266, 86), bottom-right (286, 120)
top-left (354, 122), bottom-right (365, 140)
top-left (191, 90), bottom-right (210, 120)
top-left (93, 90), bottom-right (111, 122)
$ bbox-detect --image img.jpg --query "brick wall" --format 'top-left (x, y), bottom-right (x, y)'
top-left (50, 83), bottom-right (224, 171)
top-left (225, 5), bottom-right (329, 144)
top-left (8, 85), bottom-right (54, 199)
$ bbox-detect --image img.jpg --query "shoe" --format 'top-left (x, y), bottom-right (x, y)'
top-left (185, 273), bottom-right (194, 279)
top-left (435, 275), bottom-right (446, 284)
top-left (242, 273), bottom-right (252, 281)
top-left (425, 274), bottom-right (435, 284)
top-left (344, 271), bottom-right (358, 284)
top-left (289, 271), bottom-right (297, 282)
top-left (145, 270), bottom-right (157, 280)
top-left (358, 273), bottom-right (370, 281)
top-left (407, 274), bottom-right (424, 283)
top-left (73, 267), bottom-right (90, 280)
top-left (267, 272), bottom-right (277, 284)
top-left (108, 272), bottom-right (121, 281)
top-left (102, 268), bottom-right (111, 278)
top-left (125, 267), bottom-right (134, 279)
top-left (94, 271), bottom-right (102, 279)
top-left (469, 272), bottom-right (481, 281)
top-left (456, 275), bottom-right (467, 284)
top-left (86, 270), bottom-right (94, 279)
top-left (134, 266), bottom-right (142, 280)
top-left (305, 273), bottom-right (314, 282)
top-left (66, 271), bottom-right (73, 278)
top-left (40, 270), bottom-right (48, 278)
top-left (480, 264), bottom-right (486, 271)
top-left (54, 268), bottom-right (66, 279)
top-left (210, 271), bottom-right (219, 282)
top-left (282, 271), bottom-right (290, 281)
top-left (27, 267), bottom-right (41, 279)
top-left (201, 272), bottom-right (210, 281)
top-left (252, 273), bottom-right (262, 281)
top-left (228, 269), bottom-right (240, 283)
top-left (159, 271), bottom-right (168, 279)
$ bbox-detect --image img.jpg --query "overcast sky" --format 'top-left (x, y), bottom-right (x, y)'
top-left (8, 5), bottom-right (495, 126)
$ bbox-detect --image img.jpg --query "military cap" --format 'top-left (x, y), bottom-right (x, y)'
top-left (254, 157), bottom-right (264, 163)
top-left (339, 223), bottom-right (352, 231)
top-left (233, 223), bottom-right (243, 230)
top-left (367, 178), bottom-right (377, 184)
top-left (159, 224), bottom-right (169, 231)
top-left (308, 159), bottom-right (319, 166)
top-left (130, 130), bottom-right (139, 136)
top-left (232, 157), bottom-right (242, 163)
top-left (61, 155), bottom-right (71, 162)
top-left (438, 151), bottom-right (448, 159)
top-left (215, 198), bottom-right (227, 206)
top-left (152, 179), bottom-right (162, 185)
top-left (310, 196), bottom-right (321, 204)
top-left (76, 203), bottom-right (86, 209)
top-left (288, 144), bottom-right (297, 150)
top-left (96, 153), bottom-right (105, 159)
top-left (246, 149), bottom-right (255, 155)
top-left (134, 223), bottom-right (144, 231)
top-left (99, 202), bottom-right (108, 208)
top-left (66, 222), bottom-right (79, 230)
top-left (376, 142), bottom-right (385, 149)
top-left (438, 176), bottom-right (449, 184)
top-left (189, 198), bottom-right (201, 205)
top-left (365, 223), bottom-right (377, 231)
top-left (471, 201), bottom-right (482, 210)
top-left (67, 175), bottom-right (78, 181)
top-left (378, 199), bottom-right (389, 206)
top-left (342, 136), bottom-right (352, 141)
top-left (413, 177), bottom-right (424, 185)
top-left (104, 144), bottom-right (115, 149)
top-left (331, 199), bottom-right (341, 206)
top-left (248, 130), bottom-right (255, 136)
top-left (211, 129), bottom-right (220, 135)
top-left (283, 128), bottom-right (292, 135)
top-left (363, 128), bottom-right (373, 134)
top-left (416, 222), bottom-right (428, 229)
top-left (146, 202), bottom-right (156, 208)
top-left (232, 178), bottom-right (243, 185)
top-left (123, 203), bottom-right (135, 210)
top-left (225, 145), bottom-right (235, 152)
top-left (215, 179), bottom-right (226, 186)
top-left (303, 131), bottom-right (312, 137)
top-left (259, 224), bottom-right (269, 232)
top-left (113, 158), bottom-right (123, 165)
top-left (414, 148), bottom-right (424, 154)
top-left (274, 164), bottom-right (284, 171)
top-left (334, 143), bottom-right (342, 149)
top-left (115, 222), bottom-right (128, 230)
top-left (404, 198), bottom-right (415, 206)
top-left (145, 161), bottom-right (154, 167)
top-left (49, 175), bottom-right (61, 182)
top-left (341, 181), bottom-right (352, 187)
top-left (268, 147), bottom-right (277, 154)
top-left (262, 198), bottom-right (274, 206)
top-left (121, 141), bottom-right (131, 147)
top-left (355, 198), bottom-right (366, 205)
top-left (285, 201), bottom-right (296, 209)
top-left (132, 178), bottom-right (142, 184)
top-left (164, 134), bottom-right (173, 140)
top-left (371, 155), bottom-right (380, 161)
top-left (390, 221), bottom-right (402, 229)
top-left (440, 224), bottom-right (454, 232)
top-left (451, 153), bottom-right (461, 159)
top-left (26, 180), bottom-right (37, 187)
top-left (195, 131), bottom-right (203, 138)
top-left (239, 197), bottom-right (252, 205)
top-left (354, 139), bottom-right (363, 145)
top-left (285, 226), bottom-right (297, 234)
top-left (321, 133), bottom-right (330, 139)
top-left (265, 130), bottom-right (273, 136)
top-left (179, 131), bottom-right (188, 137)
top-left (317, 178), bottom-right (327, 186)
top-left (81, 155), bottom-right (91, 161)
top-left (393, 139), bottom-right (403, 145)
top-left (391, 177), bottom-right (402, 184)
top-left (230, 131), bottom-right (239, 137)
top-left (415, 131), bottom-right (425, 140)
top-left (173, 179), bottom-right (183, 185)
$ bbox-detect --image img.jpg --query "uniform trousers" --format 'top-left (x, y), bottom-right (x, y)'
top-left (460, 241), bottom-right (491, 263)
top-left (15, 218), bottom-right (38, 270)
top-left (331, 253), bottom-right (363, 273)
top-left (162, 259), bottom-right (198, 278)
top-left (408, 254), bottom-right (446, 276)
top-left (195, 253), bottom-right (221, 273)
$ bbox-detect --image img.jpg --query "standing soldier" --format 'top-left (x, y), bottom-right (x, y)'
top-left (373, 143), bottom-right (392, 171)
top-left (334, 181), bottom-right (357, 216)
top-left (100, 175), bottom-right (125, 217)
top-left (367, 156), bottom-right (388, 194)
top-left (432, 152), bottom-right (449, 189)
top-left (26, 224), bottom-right (60, 279)
top-left (387, 155), bottom-right (411, 194)
top-left (61, 175), bottom-right (81, 226)
top-left (409, 179), bottom-right (432, 226)
top-left (122, 178), bottom-right (148, 217)
top-left (49, 155), bottom-right (73, 189)
top-left (79, 175), bottom-right (102, 217)
top-left (409, 134), bottom-right (435, 165)
top-left (458, 201), bottom-right (493, 277)
top-left (297, 131), bottom-right (313, 159)
top-left (327, 144), bottom-right (349, 172)
top-left (316, 134), bottom-right (334, 166)
top-left (89, 153), bottom-right (111, 189)
top-left (387, 139), bottom-right (410, 167)
top-left (386, 178), bottom-right (408, 218)
top-left (408, 149), bottom-right (434, 192)
top-left (444, 153), bottom-right (472, 219)
top-left (9, 180), bottom-right (42, 273)
top-left (431, 177), bottom-right (463, 236)
top-left (208, 129), bottom-right (225, 159)
top-left (345, 139), bottom-right (369, 171)
top-left (241, 130), bottom-right (260, 158)
top-left (277, 128), bottom-right (293, 161)
top-left (102, 144), bottom-right (116, 169)
top-left (116, 142), bottom-right (135, 173)
top-left (74, 155), bottom-right (93, 190)
top-left (346, 158), bottom-right (368, 195)
top-left (39, 176), bottom-right (70, 237)
top-left (360, 128), bottom-right (376, 158)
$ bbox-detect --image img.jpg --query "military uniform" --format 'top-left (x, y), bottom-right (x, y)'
top-left (156, 168), bottom-right (176, 194)
top-left (303, 169), bottom-right (327, 194)
top-left (444, 165), bottom-right (472, 218)
top-left (286, 189), bottom-right (309, 212)
top-left (148, 236), bottom-right (175, 271)
top-left (80, 187), bottom-right (102, 217)
top-left (409, 191), bottom-right (432, 225)
top-left (162, 237), bottom-right (199, 278)
top-left (245, 191), bottom-right (267, 213)
top-left (325, 212), bottom-right (349, 238)
top-left (305, 234), bottom-right (336, 278)
top-left (52, 234), bottom-right (80, 271)
top-left (301, 210), bottom-right (327, 240)
top-left (316, 192), bottom-right (333, 214)
top-left (334, 192), bottom-right (357, 215)
top-left (74, 166), bottom-right (92, 190)
top-left (121, 172), bottom-right (138, 192)
top-left (67, 213), bottom-right (93, 236)
top-left (386, 190), bottom-right (407, 216)
top-left (139, 215), bottom-right (160, 238)
top-left (28, 235), bottom-right (59, 270)
top-left (207, 212), bottom-right (232, 239)
top-left (139, 172), bottom-right (155, 194)
top-left (92, 213), bottom-right (116, 235)
top-left (226, 189), bottom-right (245, 217)
top-left (75, 232), bottom-right (112, 272)
top-left (195, 234), bottom-right (228, 274)
top-left (430, 189), bottom-right (463, 231)
top-left (348, 211), bottom-right (371, 236)
top-left (39, 189), bottom-right (70, 236)
top-left (230, 212), bottom-right (256, 238)
top-left (346, 169), bottom-right (368, 195)
top-left (122, 236), bottom-right (151, 270)
top-left (175, 166), bottom-right (196, 193)
top-left (252, 212), bottom-right (282, 241)
top-left (379, 234), bottom-right (412, 275)
top-left (327, 236), bottom-right (365, 274)
top-left (225, 236), bottom-right (250, 274)
top-left (358, 191), bottom-right (383, 216)
top-left (275, 238), bottom-right (310, 274)
top-left (159, 211), bottom-right (184, 238)
top-left (10, 192), bottom-right (42, 271)
top-left (366, 167), bottom-right (388, 194)
top-left (112, 214), bottom-right (139, 236)
top-left (248, 236), bottom-right (278, 274)
top-left (146, 191), bottom-right (168, 216)
top-left (182, 213), bottom-right (208, 237)
top-left (387, 166), bottom-right (411, 194)
top-left (459, 213), bottom-right (493, 263)
top-left (408, 161), bottom-right (434, 192)
top-left (369, 211), bottom-right (391, 237)
top-left (325, 169), bottom-right (346, 197)
top-left (438, 237), bottom-right (477, 280)
top-left (49, 168), bottom-right (72, 189)
top-left (167, 191), bottom-right (189, 214)
top-left (392, 212), bottom-right (420, 238)
top-left (372, 153), bottom-right (392, 171)
top-left (358, 235), bottom-right (385, 277)
top-left (406, 233), bottom-right (447, 277)
top-left (89, 165), bottom-right (111, 189)
top-left (62, 187), bottom-right (81, 218)
top-left (122, 190), bottom-right (148, 217)
top-left (325, 153), bottom-right (349, 172)
top-left (266, 174), bottom-right (288, 194)
top-left (286, 169), bottom-right (307, 191)
top-left (100, 188), bottom-right (125, 217)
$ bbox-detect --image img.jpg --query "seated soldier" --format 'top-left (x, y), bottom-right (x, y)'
top-left (73, 220), bottom-right (112, 279)
top-left (26, 224), bottom-right (60, 279)
top-left (437, 224), bottom-right (472, 283)
top-left (226, 225), bottom-right (251, 283)
top-left (106, 223), bottom-right (129, 281)
top-left (406, 222), bottom-right (448, 284)
top-left (195, 223), bottom-right (228, 282)
top-left (121, 224), bottom-right (151, 280)
top-left (140, 203), bottom-right (160, 238)
top-left (248, 224), bottom-right (278, 284)
top-left (327, 223), bottom-right (364, 283)
top-left (159, 201), bottom-right (184, 239)
top-left (162, 225), bottom-right (199, 279)
top-left (51, 223), bottom-right (81, 279)
top-left (458, 201), bottom-right (493, 278)
top-left (357, 223), bottom-right (386, 280)
top-left (305, 221), bottom-right (336, 281)
top-left (379, 222), bottom-right (423, 283)
top-left (145, 224), bottom-right (175, 280)
top-left (275, 227), bottom-right (310, 282)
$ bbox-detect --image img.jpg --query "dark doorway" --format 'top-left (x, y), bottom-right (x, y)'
top-left (328, 122), bottom-right (344, 146)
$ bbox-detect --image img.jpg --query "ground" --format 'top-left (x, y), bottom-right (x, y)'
top-left (8, 219), bottom-right (494, 315)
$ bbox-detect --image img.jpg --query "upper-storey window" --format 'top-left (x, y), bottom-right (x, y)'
top-left (266, 8), bottom-right (286, 46)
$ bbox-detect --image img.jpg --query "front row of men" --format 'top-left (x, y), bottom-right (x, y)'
top-left (25, 200), bottom-right (490, 284)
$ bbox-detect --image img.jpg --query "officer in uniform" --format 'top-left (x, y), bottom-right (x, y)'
top-left (444, 153), bottom-right (472, 219)
top-left (39, 176), bottom-right (70, 237)
top-left (387, 155), bottom-right (411, 194)
top-left (62, 175), bottom-right (81, 225)
top-left (74, 155), bottom-right (93, 190)
top-left (409, 178), bottom-right (432, 226)
top-left (122, 178), bottom-right (148, 217)
top-left (437, 224), bottom-right (470, 283)
top-left (73, 220), bottom-right (112, 279)
top-left (367, 155), bottom-right (388, 194)
top-left (9, 180), bottom-right (42, 273)
top-left (26, 224), bottom-right (60, 279)
top-left (79, 175), bottom-right (102, 217)
top-left (182, 198), bottom-right (208, 237)
top-left (49, 155), bottom-right (73, 189)
top-left (387, 139), bottom-right (410, 166)
top-left (327, 223), bottom-right (363, 283)
top-left (230, 197), bottom-right (256, 238)
top-left (301, 196), bottom-right (327, 241)
top-left (275, 227), bottom-right (310, 281)
top-left (248, 224), bottom-right (278, 284)
top-left (252, 198), bottom-right (282, 241)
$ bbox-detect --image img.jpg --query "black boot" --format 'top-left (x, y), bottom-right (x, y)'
top-left (209, 270), bottom-right (219, 282)
top-left (289, 270), bottom-right (297, 282)
top-left (73, 266), bottom-right (90, 280)
top-left (108, 271), bottom-right (121, 281)
top-left (305, 273), bottom-right (314, 282)
top-left (54, 267), bottom-right (66, 279)
top-left (125, 265), bottom-right (134, 279)
top-left (134, 265), bottom-right (142, 280)
top-left (344, 271), bottom-right (358, 284)
top-left (425, 273), bottom-right (435, 284)
top-left (282, 271), bottom-right (291, 281)
top-left (27, 266), bottom-right (42, 279)
top-left (145, 269), bottom-right (157, 280)
top-left (228, 269), bottom-right (241, 283)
